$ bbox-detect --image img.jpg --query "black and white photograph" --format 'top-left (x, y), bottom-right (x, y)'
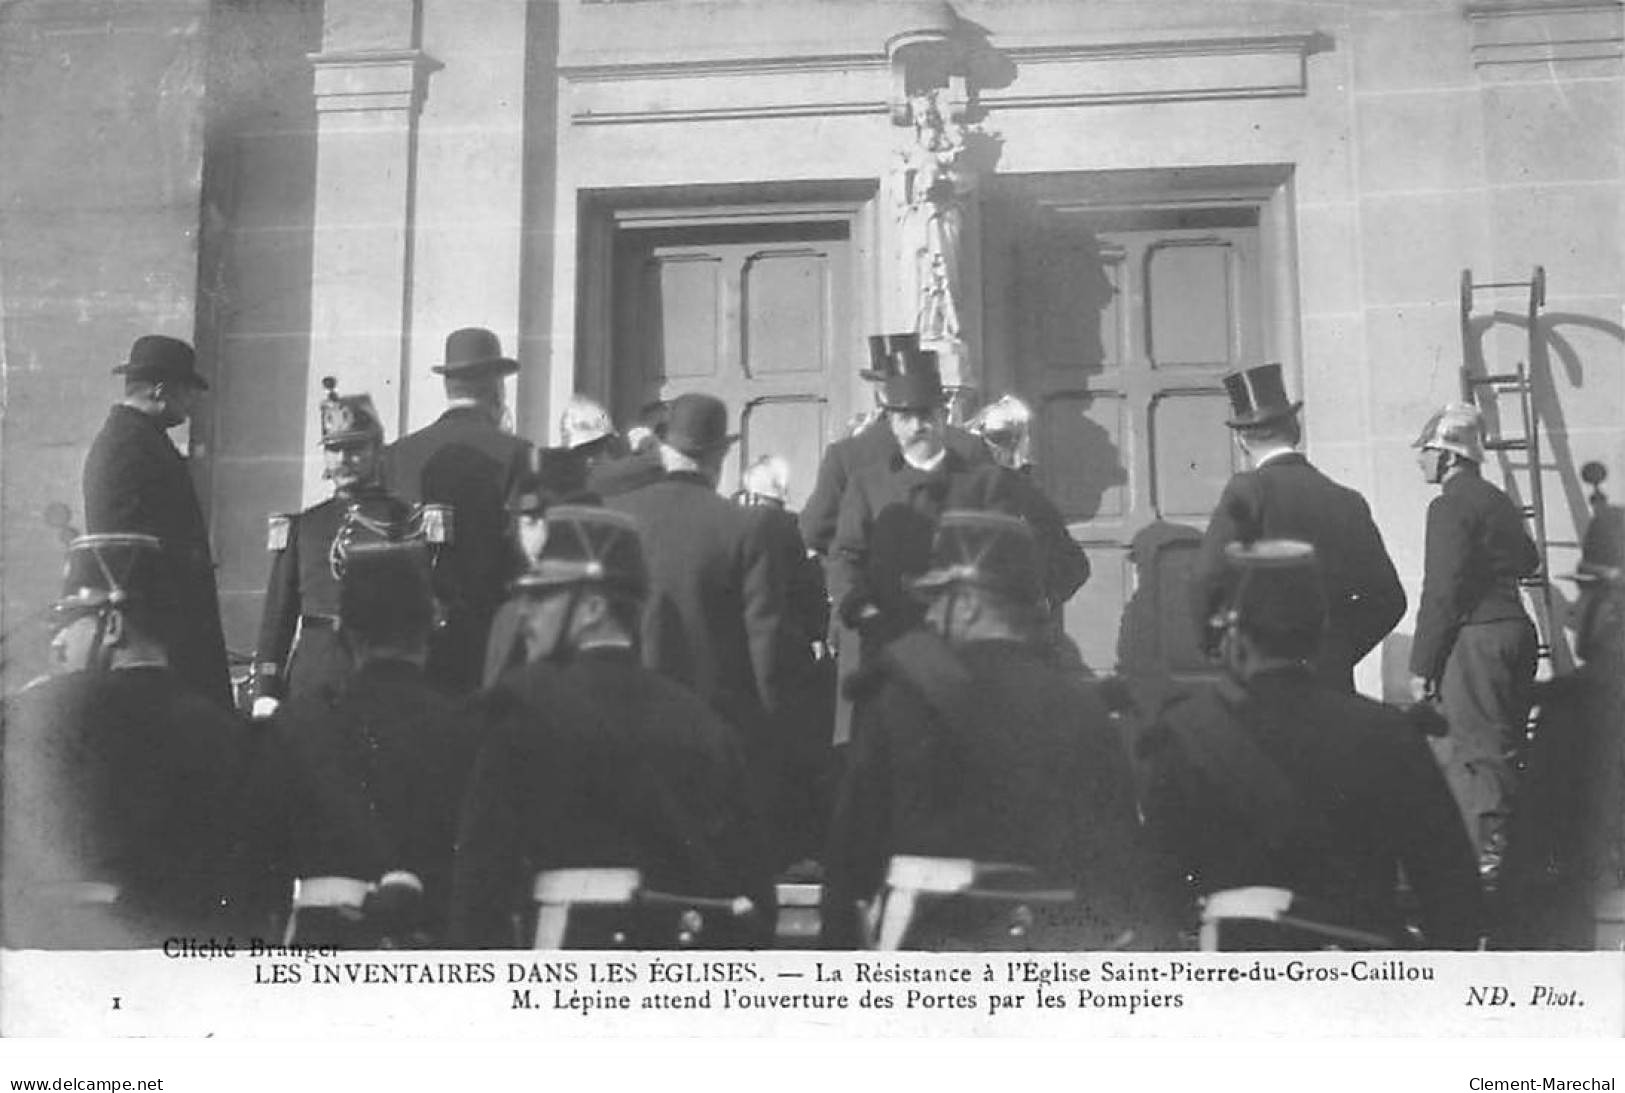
top-left (0, 0), bottom-right (1622, 1075)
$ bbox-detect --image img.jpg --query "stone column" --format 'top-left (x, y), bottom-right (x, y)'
top-left (303, 0), bottom-right (437, 503)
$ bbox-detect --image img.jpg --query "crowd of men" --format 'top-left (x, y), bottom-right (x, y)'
top-left (2, 322), bottom-right (1615, 953)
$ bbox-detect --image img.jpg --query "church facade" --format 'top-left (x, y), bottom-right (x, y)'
top-left (3, 0), bottom-right (1621, 694)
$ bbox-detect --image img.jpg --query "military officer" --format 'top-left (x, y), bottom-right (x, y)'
top-left (822, 511), bottom-right (1166, 950)
top-left (82, 335), bottom-right (232, 707)
top-left (1191, 363), bottom-right (1406, 692)
top-left (252, 379), bottom-right (421, 714)
top-left (1409, 403), bottom-right (1540, 872)
top-left (451, 506), bottom-right (771, 948)
top-left (2, 534), bottom-right (258, 947)
top-left (381, 327), bottom-right (533, 692)
top-left (247, 541), bottom-right (478, 948)
top-left (1141, 540), bottom-right (1484, 949)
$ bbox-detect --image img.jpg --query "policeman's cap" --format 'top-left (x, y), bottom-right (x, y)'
top-left (910, 510), bottom-right (1043, 605)
top-left (54, 534), bottom-right (166, 617)
top-left (515, 505), bottom-right (646, 599)
top-left (1220, 538), bottom-right (1327, 645)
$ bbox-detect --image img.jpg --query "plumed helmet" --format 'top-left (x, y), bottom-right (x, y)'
top-left (514, 504), bottom-right (647, 599)
top-left (967, 394), bottom-right (1034, 468)
top-left (1412, 402), bottom-right (1485, 464)
top-left (909, 510), bottom-right (1043, 605)
top-left (318, 376), bottom-right (384, 449)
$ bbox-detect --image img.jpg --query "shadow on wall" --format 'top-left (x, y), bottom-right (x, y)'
top-left (1463, 307), bottom-right (1625, 672)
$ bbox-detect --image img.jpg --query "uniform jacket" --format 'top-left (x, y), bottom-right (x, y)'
top-left (254, 487), bottom-right (416, 702)
top-left (82, 405), bottom-right (232, 707)
top-left (822, 634), bottom-right (1169, 948)
top-left (380, 406), bottom-right (532, 691)
top-left (1192, 452), bottom-right (1406, 690)
top-left (606, 472), bottom-right (793, 735)
top-left (1, 668), bottom-right (257, 947)
top-left (1410, 467), bottom-right (1540, 682)
top-left (450, 648), bottom-right (771, 948)
top-left (799, 419), bottom-right (988, 557)
top-left (828, 450), bottom-right (1016, 644)
top-left (246, 659), bottom-right (478, 943)
top-left (1139, 666), bottom-right (1485, 948)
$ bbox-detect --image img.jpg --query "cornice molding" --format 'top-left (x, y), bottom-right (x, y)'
top-left (1464, 0), bottom-right (1623, 70)
top-left (565, 33), bottom-right (1319, 127)
top-left (308, 48), bottom-right (442, 114)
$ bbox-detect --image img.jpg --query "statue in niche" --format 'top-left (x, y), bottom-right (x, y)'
top-left (894, 88), bottom-right (975, 369)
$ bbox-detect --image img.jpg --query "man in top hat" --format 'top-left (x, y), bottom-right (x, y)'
top-left (2, 534), bottom-right (259, 947)
top-left (1140, 540), bottom-right (1483, 949)
top-left (380, 327), bottom-right (533, 692)
top-left (252, 378), bottom-right (419, 714)
top-left (1409, 403), bottom-right (1540, 873)
top-left (82, 334), bottom-right (232, 707)
top-left (822, 512), bottom-right (1168, 950)
top-left (245, 541), bottom-right (479, 948)
top-left (801, 333), bottom-right (989, 559)
top-left (1191, 363), bottom-right (1406, 693)
top-left (481, 445), bottom-right (598, 687)
top-left (966, 393), bottom-right (1092, 629)
top-left (451, 506), bottom-right (771, 948)
top-left (829, 344), bottom-right (1015, 664)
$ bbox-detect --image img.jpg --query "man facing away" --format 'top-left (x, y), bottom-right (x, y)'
top-left (1191, 363), bottom-right (1406, 692)
top-left (82, 334), bottom-right (232, 707)
top-left (1142, 539), bottom-right (1484, 949)
top-left (451, 506), bottom-right (770, 948)
top-left (381, 327), bottom-right (533, 692)
top-left (822, 511), bottom-right (1167, 950)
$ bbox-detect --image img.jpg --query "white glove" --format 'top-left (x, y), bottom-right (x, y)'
top-left (251, 696), bottom-right (281, 720)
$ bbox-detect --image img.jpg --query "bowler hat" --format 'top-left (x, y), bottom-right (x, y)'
top-left (54, 533), bottom-right (167, 615)
top-left (111, 335), bottom-right (208, 390)
top-left (910, 510), bottom-right (1043, 605)
top-left (658, 393), bottom-right (738, 456)
top-left (861, 332), bottom-right (922, 381)
top-left (317, 376), bottom-right (384, 449)
top-left (1222, 363), bottom-right (1300, 429)
top-left (514, 504), bottom-right (647, 599)
top-left (878, 347), bottom-right (945, 411)
top-left (433, 327), bottom-right (519, 379)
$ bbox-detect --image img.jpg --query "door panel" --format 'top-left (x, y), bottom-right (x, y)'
top-left (990, 195), bottom-right (1265, 682)
top-left (615, 224), bottom-right (850, 505)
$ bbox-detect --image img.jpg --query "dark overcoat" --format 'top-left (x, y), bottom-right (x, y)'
top-left (82, 405), bottom-right (232, 707)
top-left (1139, 666), bottom-right (1485, 948)
top-left (380, 407), bottom-right (532, 692)
top-left (1192, 452), bottom-right (1406, 691)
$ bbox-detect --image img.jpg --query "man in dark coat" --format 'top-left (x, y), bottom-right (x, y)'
top-left (828, 346), bottom-right (1016, 658)
top-left (246, 541), bottom-right (478, 948)
top-left (822, 512), bottom-right (1167, 950)
top-left (1142, 539), bottom-right (1484, 949)
top-left (1409, 403), bottom-right (1540, 869)
top-left (604, 394), bottom-right (794, 786)
top-left (451, 506), bottom-right (770, 948)
top-left (1191, 363), bottom-right (1406, 692)
top-left (2, 534), bottom-right (258, 948)
top-left (252, 378), bottom-right (418, 714)
top-left (81, 335), bottom-right (232, 708)
top-left (380, 328), bottom-right (532, 692)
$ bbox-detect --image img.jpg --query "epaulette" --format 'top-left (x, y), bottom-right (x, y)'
top-left (266, 513), bottom-right (292, 552)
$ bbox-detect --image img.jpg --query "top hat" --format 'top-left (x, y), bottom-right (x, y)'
top-left (54, 533), bottom-right (167, 616)
top-left (878, 347), bottom-right (945, 411)
top-left (910, 510), bottom-right (1043, 605)
top-left (1219, 538), bottom-right (1327, 640)
top-left (1222, 364), bottom-right (1301, 429)
top-left (861, 332), bottom-right (922, 381)
top-left (337, 540), bottom-right (434, 639)
top-left (317, 376), bottom-right (385, 449)
top-left (1412, 402), bottom-right (1484, 464)
top-left (508, 447), bottom-right (591, 516)
top-left (514, 504), bottom-right (646, 599)
top-left (432, 327), bottom-right (520, 379)
top-left (111, 335), bottom-right (208, 390)
top-left (658, 393), bottom-right (739, 456)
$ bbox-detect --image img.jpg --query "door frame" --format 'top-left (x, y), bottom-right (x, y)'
top-left (574, 181), bottom-right (881, 449)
